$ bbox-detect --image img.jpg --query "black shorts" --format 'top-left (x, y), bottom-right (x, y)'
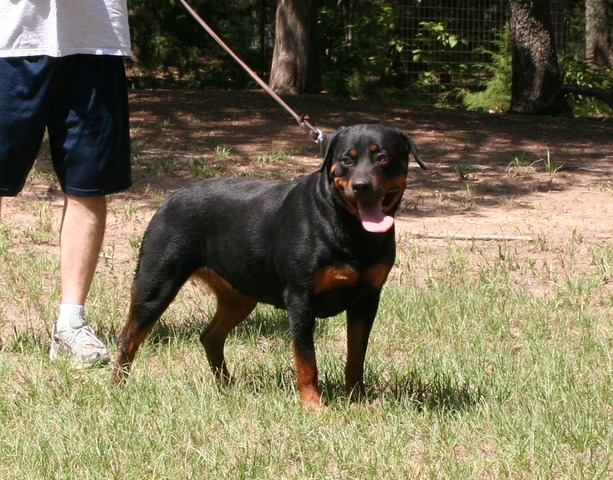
top-left (0, 54), bottom-right (132, 197)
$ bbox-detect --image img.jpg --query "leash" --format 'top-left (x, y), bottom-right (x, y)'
top-left (178, 0), bottom-right (323, 143)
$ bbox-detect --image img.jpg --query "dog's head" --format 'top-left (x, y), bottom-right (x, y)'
top-left (320, 124), bottom-right (425, 233)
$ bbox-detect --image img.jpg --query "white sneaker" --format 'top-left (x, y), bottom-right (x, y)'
top-left (49, 315), bottom-right (111, 368)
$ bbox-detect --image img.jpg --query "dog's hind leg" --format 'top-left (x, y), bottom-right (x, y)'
top-left (113, 255), bottom-right (195, 381)
top-left (197, 268), bottom-right (257, 382)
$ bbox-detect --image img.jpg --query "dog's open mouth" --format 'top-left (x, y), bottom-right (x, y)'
top-left (357, 200), bottom-right (393, 233)
top-left (357, 189), bottom-right (400, 233)
top-left (355, 188), bottom-right (402, 233)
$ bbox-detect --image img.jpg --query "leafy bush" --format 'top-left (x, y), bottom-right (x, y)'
top-left (560, 55), bottom-right (613, 117)
top-left (128, 0), bottom-right (273, 88)
top-left (319, 1), bottom-right (403, 97)
top-left (461, 27), bottom-right (511, 113)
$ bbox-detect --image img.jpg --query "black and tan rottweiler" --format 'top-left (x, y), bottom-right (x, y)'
top-left (114, 124), bottom-right (425, 410)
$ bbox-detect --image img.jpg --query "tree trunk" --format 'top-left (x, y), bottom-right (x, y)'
top-left (586, 0), bottom-right (613, 67)
top-left (269, 0), bottom-right (320, 94)
top-left (509, 0), bottom-right (572, 115)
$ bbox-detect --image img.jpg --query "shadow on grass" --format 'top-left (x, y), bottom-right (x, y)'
top-left (118, 303), bottom-right (482, 414)
top-left (133, 315), bottom-right (483, 414)
top-left (378, 370), bottom-right (484, 413)
top-left (317, 370), bottom-right (484, 414)
top-left (231, 364), bottom-right (485, 414)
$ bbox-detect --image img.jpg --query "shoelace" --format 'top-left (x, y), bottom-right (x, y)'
top-left (57, 325), bottom-right (105, 348)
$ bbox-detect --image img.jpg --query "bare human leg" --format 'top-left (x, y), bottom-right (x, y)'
top-left (50, 194), bottom-right (111, 367)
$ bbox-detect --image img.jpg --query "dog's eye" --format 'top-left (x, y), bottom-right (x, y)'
top-left (341, 157), bottom-right (354, 166)
top-left (377, 154), bottom-right (388, 164)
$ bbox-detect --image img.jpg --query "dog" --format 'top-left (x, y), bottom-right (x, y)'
top-left (114, 124), bottom-right (425, 410)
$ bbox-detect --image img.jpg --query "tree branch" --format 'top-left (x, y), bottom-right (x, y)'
top-left (410, 233), bottom-right (534, 242)
top-left (534, 84), bottom-right (613, 115)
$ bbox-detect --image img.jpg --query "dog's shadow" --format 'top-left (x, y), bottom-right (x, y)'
top-left (242, 361), bottom-right (484, 414)
top-left (369, 371), bottom-right (484, 413)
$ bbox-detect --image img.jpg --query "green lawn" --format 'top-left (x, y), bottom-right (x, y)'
top-left (0, 216), bottom-right (611, 479)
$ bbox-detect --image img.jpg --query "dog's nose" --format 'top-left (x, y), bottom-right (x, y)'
top-left (352, 178), bottom-right (372, 195)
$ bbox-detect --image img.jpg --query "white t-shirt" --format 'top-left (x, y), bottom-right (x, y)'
top-left (0, 0), bottom-right (131, 57)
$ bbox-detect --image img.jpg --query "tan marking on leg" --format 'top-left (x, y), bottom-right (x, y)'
top-left (196, 268), bottom-right (256, 382)
top-left (113, 309), bottom-right (157, 383)
top-left (293, 347), bottom-right (323, 411)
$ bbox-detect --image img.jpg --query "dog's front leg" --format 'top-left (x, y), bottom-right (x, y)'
top-left (286, 292), bottom-right (322, 411)
top-left (345, 292), bottom-right (380, 401)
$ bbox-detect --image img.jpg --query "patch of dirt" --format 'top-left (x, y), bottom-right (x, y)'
top-left (1, 90), bottom-right (612, 338)
top-left (111, 90), bottom-right (613, 253)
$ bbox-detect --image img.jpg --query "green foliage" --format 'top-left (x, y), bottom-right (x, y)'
top-left (461, 27), bottom-right (511, 113)
top-left (412, 21), bottom-right (468, 62)
top-left (459, 17), bottom-right (613, 117)
top-left (126, 0), bottom-right (611, 117)
top-left (128, 0), bottom-right (274, 88)
top-left (560, 55), bottom-right (613, 117)
top-left (319, 1), bottom-right (403, 97)
top-left (460, 26), bottom-right (613, 118)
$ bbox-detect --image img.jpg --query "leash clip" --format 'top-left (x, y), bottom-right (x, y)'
top-left (300, 114), bottom-right (324, 144)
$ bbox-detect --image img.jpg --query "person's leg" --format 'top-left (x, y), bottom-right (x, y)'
top-left (47, 55), bottom-right (130, 367)
top-left (50, 194), bottom-right (111, 367)
top-left (59, 194), bottom-right (106, 306)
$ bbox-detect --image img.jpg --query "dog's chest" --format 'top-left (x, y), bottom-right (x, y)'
top-left (312, 264), bottom-right (390, 294)
top-left (310, 262), bottom-right (391, 317)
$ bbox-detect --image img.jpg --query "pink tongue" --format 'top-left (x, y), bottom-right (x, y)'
top-left (358, 201), bottom-right (394, 233)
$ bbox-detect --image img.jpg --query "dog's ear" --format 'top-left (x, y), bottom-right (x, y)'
top-left (319, 127), bottom-right (344, 173)
top-left (400, 131), bottom-right (426, 170)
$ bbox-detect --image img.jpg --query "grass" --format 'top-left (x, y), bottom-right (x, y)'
top-left (507, 149), bottom-right (563, 177)
top-left (132, 145), bottom-right (179, 176)
top-left (25, 201), bottom-right (56, 245)
top-left (256, 149), bottom-right (294, 164)
top-left (0, 214), bottom-right (611, 478)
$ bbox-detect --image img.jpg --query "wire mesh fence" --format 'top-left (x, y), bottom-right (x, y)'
top-left (395, 0), bottom-right (610, 105)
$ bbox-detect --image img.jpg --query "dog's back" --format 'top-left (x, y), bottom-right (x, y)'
top-left (139, 176), bottom-right (319, 307)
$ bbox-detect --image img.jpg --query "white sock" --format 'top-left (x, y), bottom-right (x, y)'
top-left (56, 304), bottom-right (85, 331)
